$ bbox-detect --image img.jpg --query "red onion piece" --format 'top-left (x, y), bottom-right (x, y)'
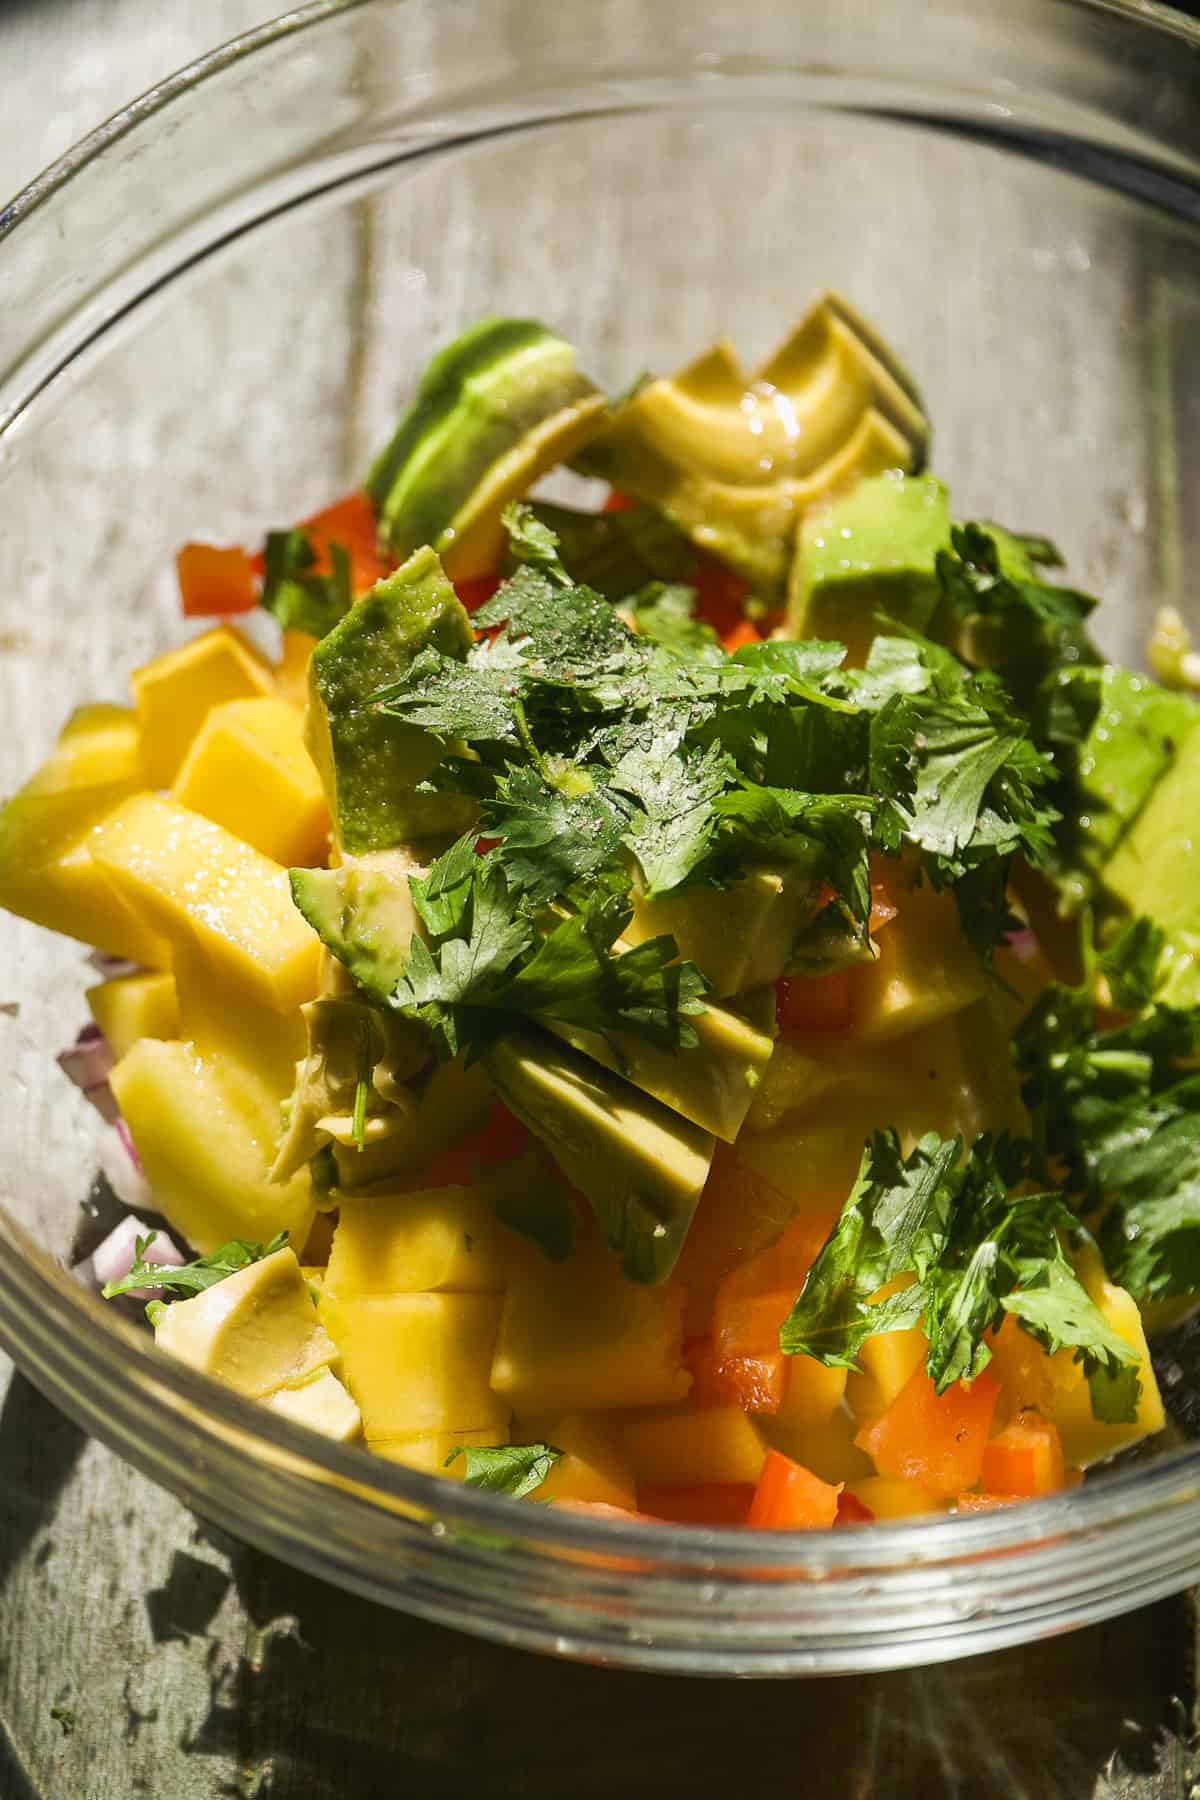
top-left (58, 1025), bottom-right (117, 1119)
top-left (1005, 926), bottom-right (1041, 964)
top-left (74, 1212), bottom-right (183, 1302)
top-left (98, 1123), bottom-right (153, 1212)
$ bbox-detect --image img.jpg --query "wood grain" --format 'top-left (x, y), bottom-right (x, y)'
top-left (0, 4), bottom-right (1198, 1796)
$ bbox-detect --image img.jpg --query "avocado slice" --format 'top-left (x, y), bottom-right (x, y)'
top-left (547, 995), bottom-right (774, 1144)
top-left (484, 1029), bottom-right (715, 1284)
top-left (365, 318), bottom-right (607, 581)
top-left (1041, 665), bottom-right (1199, 910)
top-left (786, 472), bottom-right (950, 663)
top-left (1101, 720), bottom-right (1200, 1005)
top-left (290, 848), bottom-right (426, 998)
top-left (575, 293), bottom-right (929, 595)
top-left (305, 548), bottom-right (475, 852)
top-left (622, 863), bottom-right (823, 1000)
top-left (331, 1054), bottom-right (494, 1189)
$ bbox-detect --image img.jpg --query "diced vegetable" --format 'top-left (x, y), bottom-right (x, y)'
top-left (172, 696), bottom-right (330, 867)
top-left (534, 1414), bottom-right (638, 1511)
top-left (747, 1450), bottom-right (841, 1530)
top-left (87, 971), bottom-right (179, 1060)
top-left (978, 1410), bottom-right (1066, 1497)
top-left (855, 1368), bottom-right (999, 1497)
top-left (176, 543), bottom-right (258, 617)
top-left (622, 1405), bottom-right (768, 1487)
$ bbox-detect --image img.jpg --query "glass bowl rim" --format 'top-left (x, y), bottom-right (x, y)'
top-left (1, 0), bottom-right (1200, 1595)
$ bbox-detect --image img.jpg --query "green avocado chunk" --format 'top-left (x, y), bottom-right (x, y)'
top-left (548, 993), bottom-right (775, 1144)
top-left (1101, 720), bottom-right (1200, 1005)
top-left (1040, 665), bottom-right (1199, 910)
top-left (305, 548), bottom-right (475, 852)
top-left (622, 864), bottom-right (822, 1000)
top-left (365, 318), bottom-right (606, 580)
top-left (484, 1029), bottom-right (716, 1284)
top-left (574, 292), bottom-right (929, 595)
top-left (786, 471), bottom-right (950, 662)
top-left (290, 849), bottom-right (425, 998)
top-left (331, 1055), bottom-right (495, 1190)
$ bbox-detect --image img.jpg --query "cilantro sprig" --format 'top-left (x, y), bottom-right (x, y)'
top-left (1016, 918), bottom-right (1200, 1302)
top-left (780, 1131), bottom-right (1141, 1422)
top-left (259, 529), bottom-right (353, 639)
top-left (444, 1441), bottom-right (561, 1498)
top-left (102, 1230), bottom-right (289, 1318)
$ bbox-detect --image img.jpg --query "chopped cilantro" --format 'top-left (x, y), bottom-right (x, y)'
top-left (444, 1440), bottom-right (561, 1497)
top-left (259, 529), bottom-right (353, 638)
top-left (102, 1231), bottom-right (289, 1309)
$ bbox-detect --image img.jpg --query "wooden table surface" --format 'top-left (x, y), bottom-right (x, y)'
top-left (2, 4), bottom-right (1199, 1795)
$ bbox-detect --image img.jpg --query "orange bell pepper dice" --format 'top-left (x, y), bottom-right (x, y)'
top-left (748, 1449), bottom-right (842, 1530)
top-left (684, 1338), bottom-right (787, 1413)
top-left (979, 1409), bottom-right (1067, 1497)
top-left (835, 1491), bottom-right (875, 1526)
top-left (247, 491), bottom-right (389, 596)
top-left (638, 1482), bottom-right (756, 1526)
top-left (856, 1366), bottom-right (1000, 1497)
top-left (713, 1208), bottom-right (840, 1360)
top-left (176, 543), bottom-right (258, 617)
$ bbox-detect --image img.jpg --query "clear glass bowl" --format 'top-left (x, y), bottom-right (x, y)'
top-left (3, 0), bottom-right (1200, 1676)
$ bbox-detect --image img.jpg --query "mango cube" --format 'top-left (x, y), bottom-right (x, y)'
top-left (621, 1405), bottom-right (768, 1486)
top-left (853, 877), bottom-right (986, 1044)
top-left (326, 1186), bottom-right (515, 1298)
top-left (87, 970), bottom-right (179, 1058)
top-left (490, 1244), bottom-right (689, 1414)
top-left (25, 704), bottom-right (143, 793)
top-left (132, 625), bottom-right (275, 787)
top-left (1043, 1248), bottom-right (1165, 1468)
top-left (173, 696), bottom-right (330, 866)
top-left (0, 780), bottom-right (169, 967)
top-left (268, 1368), bottom-right (363, 1441)
top-left (848, 1475), bottom-right (943, 1519)
top-left (776, 1355), bottom-right (848, 1430)
top-left (536, 1414), bottom-right (638, 1511)
top-left (319, 1290), bottom-right (507, 1440)
top-left (154, 1248), bottom-right (336, 1398)
top-left (276, 630), bottom-right (319, 709)
top-left (371, 1425), bottom-right (504, 1476)
top-left (89, 793), bottom-right (320, 1012)
top-left (111, 1037), bottom-right (314, 1253)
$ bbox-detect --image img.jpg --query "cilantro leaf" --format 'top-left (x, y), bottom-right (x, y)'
top-left (514, 501), bottom-right (696, 601)
top-left (260, 529), bottom-right (352, 639)
top-left (373, 646), bottom-right (522, 743)
top-left (501, 500), bottom-right (571, 586)
top-left (630, 583), bottom-right (722, 660)
top-left (102, 1231), bottom-right (289, 1304)
top-left (391, 858), bottom-right (535, 1059)
top-left (480, 764), bottom-right (631, 906)
top-left (444, 1440), bottom-right (561, 1498)
top-left (613, 738), bottom-right (734, 896)
top-left (780, 1131), bottom-right (1140, 1416)
top-left (936, 521), bottom-right (1100, 703)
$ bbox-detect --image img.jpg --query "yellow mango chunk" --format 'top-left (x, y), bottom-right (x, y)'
top-left (89, 793), bottom-right (320, 1012)
top-left (276, 630), bottom-right (319, 709)
top-left (0, 771), bottom-right (168, 966)
top-left (25, 704), bottom-right (143, 793)
top-left (621, 1405), bottom-right (768, 1486)
top-left (848, 1475), bottom-right (943, 1519)
top-left (173, 696), bottom-right (330, 867)
top-left (268, 1367), bottom-right (363, 1441)
top-left (490, 1242), bottom-right (689, 1414)
top-left (319, 1290), bottom-right (507, 1440)
top-left (87, 970), bottom-right (179, 1059)
top-left (854, 876), bottom-right (986, 1044)
top-left (776, 1355), bottom-right (848, 1431)
top-left (846, 1282), bottom-right (928, 1421)
top-left (763, 1409), bottom-right (874, 1487)
top-left (154, 1247), bottom-right (336, 1399)
top-left (171, 945), bottom-right (306, 1101)
top-left (536, 1414), bottom-right (638, 1511)
top-left (132, 625), bottom-right (274, 787)
top-left (1043, 1246), bottom-right (1165, 1469)
top-left (326, 1186), bottom-right (515, 1298)
top-left (371, 1426), bottom-right (504, 1476)
top-left (111, 1037), bottom-right (314, 1254)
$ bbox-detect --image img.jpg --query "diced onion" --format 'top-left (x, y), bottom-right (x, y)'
top-left (73, 1212), bottom-right (183, 1301)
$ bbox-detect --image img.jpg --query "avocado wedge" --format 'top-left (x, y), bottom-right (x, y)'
top-left (622, 863), bottom-right (823, 999)
top-left (366, 318), bottom-right (607, 580)
top-left (485, 1029), bottom-right (715, 1284)
top-left (290, 848), bottom-right (425, 998)
top-left (575, 293), bottom-right (929, 596)
top-left (305, 547), bottom-right (475, 852)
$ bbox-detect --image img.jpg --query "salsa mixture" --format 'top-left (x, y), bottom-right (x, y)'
top-left (5, 296), bottom-right (1200, 1531)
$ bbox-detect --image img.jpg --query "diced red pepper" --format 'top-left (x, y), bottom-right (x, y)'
top-left (638, 1482), bottom-right (756, 1526)
top-left (748, 1450), bottom-right (841, 1530)
top-left (979, 1410), bottom-right (1066, 1497)
top-left (602, 489), bottom-right (639, 513)
top-left (835, 1491), bottom-right (875, 1526)
top-left (775, 969), bottom-right (855, 1035)
top-left (176, 543), bottom-right (258, 617)
top-left (455, 572), bottom-right (503, 613)
top-left (855, 1366), bottom-right (1000, 1497)
top-left (721, 618), bottom-right (761, 654)
top-left (685, 1337), bottom-right (787, 1413)
top-left (412, 1101), bottom-right (531, 1188)
top-left (302, 491), bottom-right (389, 595)
top-left (692, 557), bottom-right (750, 639)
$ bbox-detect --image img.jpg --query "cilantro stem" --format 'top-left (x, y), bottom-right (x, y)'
top-left (511, 698), bottom-right (550, 780)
